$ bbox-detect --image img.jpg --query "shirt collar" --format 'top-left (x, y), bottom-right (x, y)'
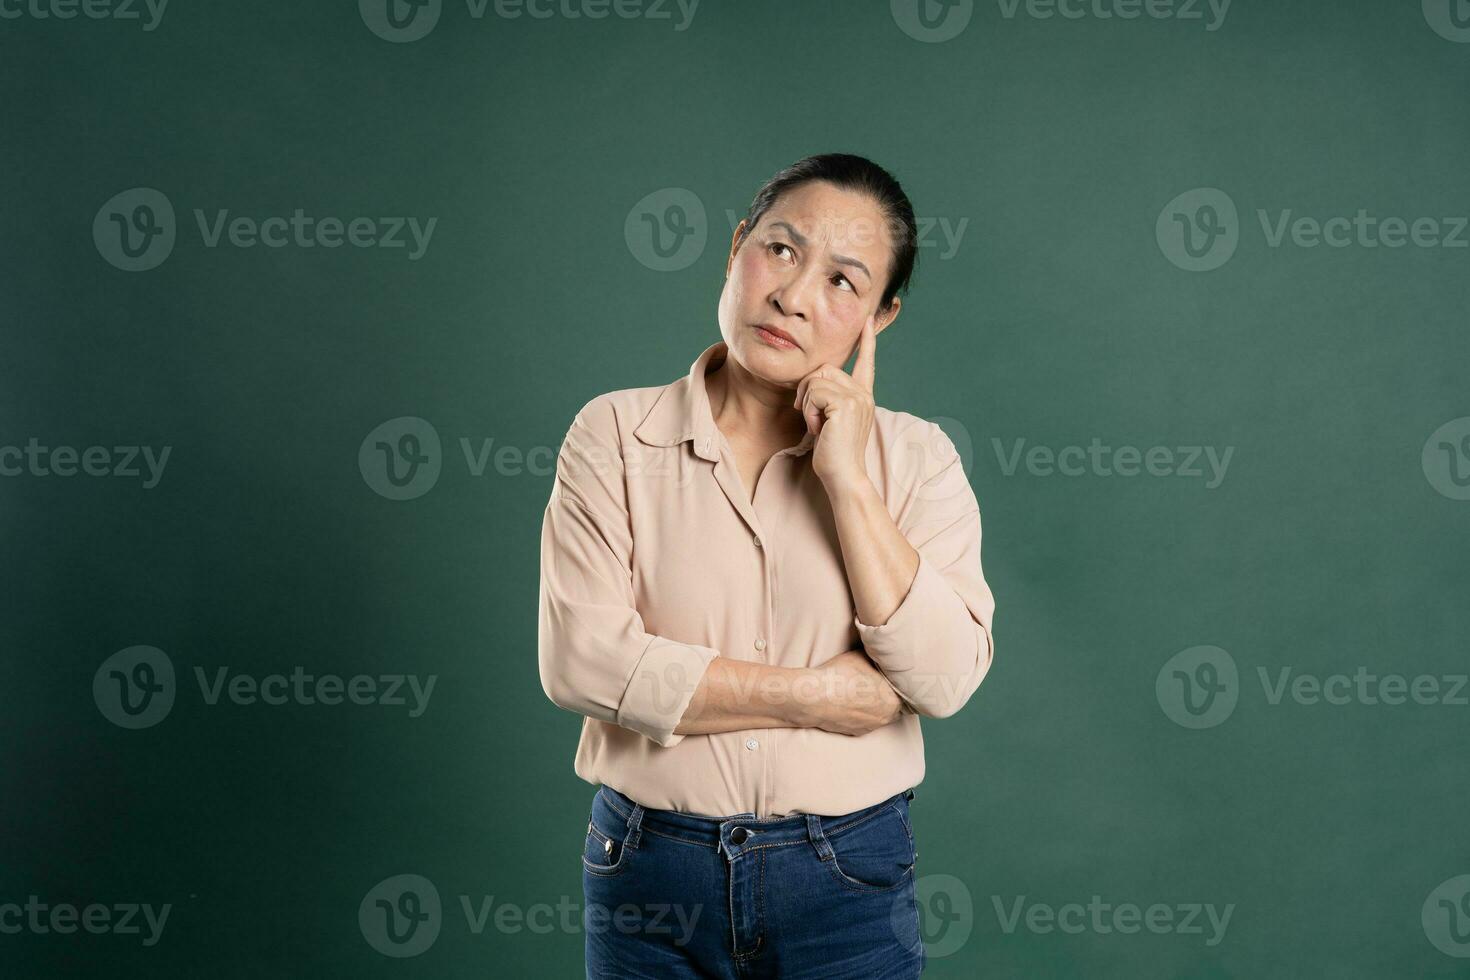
top-left (633, 340), bottom-right (816, 461)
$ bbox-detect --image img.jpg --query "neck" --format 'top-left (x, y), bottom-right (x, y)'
top-left (706, 347), bottom-right (809, 449)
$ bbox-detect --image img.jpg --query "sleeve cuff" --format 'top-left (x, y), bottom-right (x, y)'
top-left (616, 636), bottom-right (720, 748)
top-left (853, 552), bottom-right (953, 672)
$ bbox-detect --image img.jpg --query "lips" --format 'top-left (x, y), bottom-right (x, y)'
top-left (753, 323), bottom-right (800, 348)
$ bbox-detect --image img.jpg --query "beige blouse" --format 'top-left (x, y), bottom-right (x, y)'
top-left (538, 339), bottom-right (997, 818)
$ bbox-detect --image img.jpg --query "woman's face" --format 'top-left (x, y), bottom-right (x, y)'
top-left (717, 180), bottom-right (902, 386)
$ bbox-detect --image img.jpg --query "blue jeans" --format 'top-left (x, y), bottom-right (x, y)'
top-left (581, 783), bottom-right (925, 978)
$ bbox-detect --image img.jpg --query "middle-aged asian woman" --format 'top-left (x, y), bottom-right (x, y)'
top-left (538, 152), bottom-right (998, 978)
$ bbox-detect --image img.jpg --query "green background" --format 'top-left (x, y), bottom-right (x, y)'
top-left (3, 0), bottom-right (1468, 976)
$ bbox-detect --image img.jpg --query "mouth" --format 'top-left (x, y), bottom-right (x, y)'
top-left (752, 324), bottom-right (800, 350)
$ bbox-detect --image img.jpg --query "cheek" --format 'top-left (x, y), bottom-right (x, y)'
top-left (736, 245), bottom-right (770, 285)
top-left (817, 291), bottom-right (865, 334)
top-left (829, 289), bottom-right (863, 317)
top-left (810, 323), bottom-right (863, 364)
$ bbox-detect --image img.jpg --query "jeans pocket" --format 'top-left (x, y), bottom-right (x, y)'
top-left (582, 794), bottom-right (630, 877)
top-left (824, 802), bottom-right (916, 893)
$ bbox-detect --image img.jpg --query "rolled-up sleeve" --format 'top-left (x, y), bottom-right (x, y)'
top-left (853, 425), bottom-right (996, 719)
top-left (537, 397), bottom-right (719, 747)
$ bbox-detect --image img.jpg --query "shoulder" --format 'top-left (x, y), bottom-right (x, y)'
top-left (550, 385), bottom-right (672, 491)
top-left (872, 405), bottom-right (937, 437)
top-left (872, 405), bottom-right (956, 452)
top-left (566, 384), bottom-right (668, 437)
top-left (871, 406), bottom-right (967, 486)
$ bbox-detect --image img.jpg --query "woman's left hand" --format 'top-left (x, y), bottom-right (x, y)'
top-left (794, 315), bottom-right (878, 493)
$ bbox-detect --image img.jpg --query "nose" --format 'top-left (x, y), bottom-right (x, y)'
top-left (771, 265), bottom-right (819, 323)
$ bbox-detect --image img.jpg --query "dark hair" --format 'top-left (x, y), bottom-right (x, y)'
top-left (733, 153), bottom-right (918, 315)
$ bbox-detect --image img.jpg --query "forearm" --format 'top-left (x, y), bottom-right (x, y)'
top-left (827, 475), bottom-right (918, 629)
top-left (673, 657), bottom-right (815, 736)
top-left (823, 465), bottom-right (996, 720)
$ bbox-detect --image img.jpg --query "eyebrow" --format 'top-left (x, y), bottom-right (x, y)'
top-left (768, 220), bottom-right (872, 283)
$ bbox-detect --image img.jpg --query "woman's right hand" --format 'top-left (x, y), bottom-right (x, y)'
top-left (795, 649), bottom-right (907, 736)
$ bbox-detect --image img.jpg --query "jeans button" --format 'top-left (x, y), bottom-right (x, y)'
top-left (730, 827), bottom-right (749, 845)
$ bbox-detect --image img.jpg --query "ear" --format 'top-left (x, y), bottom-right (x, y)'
top-left (726, 219), bottom-right (747, 278)
top-left (872, 296), bottom-right (901, 337)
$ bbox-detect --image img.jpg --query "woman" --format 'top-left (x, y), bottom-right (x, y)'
top-left (538, 153), bottom-right (997, 978)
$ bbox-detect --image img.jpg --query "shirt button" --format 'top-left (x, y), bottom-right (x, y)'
top-left (753, 535), bottom-right (762, 548)
top-left (745, 737), bottom-right (759, 750)
top-left (754, 637), bottom-right (766, 651)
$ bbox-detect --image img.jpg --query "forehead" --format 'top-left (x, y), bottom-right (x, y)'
top-left (760, 181), bottom-right (895, 264)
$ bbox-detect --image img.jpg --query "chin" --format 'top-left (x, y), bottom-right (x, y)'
top-left (745, 347), bottom-right (809, 383)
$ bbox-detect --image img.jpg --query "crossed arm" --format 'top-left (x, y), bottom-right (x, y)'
top-left (672, 651), bottom-right (902, 738)
top-left (537, 401), bottom-right (996, 748)
top-left (673, 456), bottom-right (995, 738)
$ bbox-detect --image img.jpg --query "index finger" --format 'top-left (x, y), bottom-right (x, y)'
top-left (849, 316), bottom-right (876, 394)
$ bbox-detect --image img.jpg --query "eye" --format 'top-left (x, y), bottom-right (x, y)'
top-left (831, 273), bottom-right (854, 292)
top-left (768, 242), bottom-right (793, 261)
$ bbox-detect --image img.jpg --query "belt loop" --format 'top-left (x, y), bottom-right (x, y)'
top-left (805, 813), bottom-right (833, 862)
top-left (624, 802), bottom-right (646, 851)
top-left (905, 788), bottom-right (915, 802)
